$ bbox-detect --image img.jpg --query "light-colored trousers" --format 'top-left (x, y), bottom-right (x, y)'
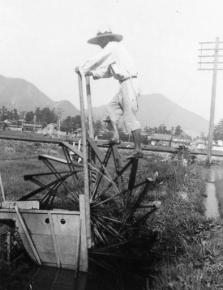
top-left (107, 78), bottom-right (141, 133)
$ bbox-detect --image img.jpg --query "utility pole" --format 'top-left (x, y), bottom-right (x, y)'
top-left (199, 37), bottom-right (223, 165)
top-left (33, 114), bottom-right (37, 132)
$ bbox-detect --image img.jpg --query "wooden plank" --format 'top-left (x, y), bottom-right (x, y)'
top-left (15, 205), bottom-right (42, 265)
top-left (48, 212), bottom-right (61, 267)
top-left (0, 208), bottom-right (80, 215)
top-left (1, 200), bottom-right (39, 210)
top-left (39, 154), bottom-right (69, 164)
top-left (0, 133), bottom-right (63, 144)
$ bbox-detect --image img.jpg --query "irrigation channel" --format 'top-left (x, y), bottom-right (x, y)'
top-left (202, 166), bottom-right (223, 219)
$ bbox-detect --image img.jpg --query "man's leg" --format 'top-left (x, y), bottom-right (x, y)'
top-left (129, 128), bottom-right (143, 158)
top-left (106, 92), bottom-right (122, 143)
top-left (132, 128), bottom-right (142, 152)
top-left (120, 80), bottom-right (143, 158)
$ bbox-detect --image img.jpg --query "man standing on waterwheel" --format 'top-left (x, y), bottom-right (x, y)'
top-left (77, 25), bottom-right (143, 159)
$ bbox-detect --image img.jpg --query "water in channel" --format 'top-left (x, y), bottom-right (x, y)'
top-left (202, 167), bottom-right (223, 219)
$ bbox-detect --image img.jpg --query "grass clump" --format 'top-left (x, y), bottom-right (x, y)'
top-left (145, 163), bottom-right (222, 289)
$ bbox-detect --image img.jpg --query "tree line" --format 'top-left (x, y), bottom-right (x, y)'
top-left (213, 119), bottom-right (223, 141)
top-left (0, 106), bottom-right (189, 137)
top-left (0, 106), bottom-right (81, 132)
top-left (4, 105), bottom-right (220, 141)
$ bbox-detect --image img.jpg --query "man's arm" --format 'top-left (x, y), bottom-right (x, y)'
top-left (91, 67), bottom-right (112, 79)
top-left (81, 48), bottom-right (112, 74)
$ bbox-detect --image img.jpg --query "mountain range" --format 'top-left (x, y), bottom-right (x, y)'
top-left (0, 75), bottom-right (79, 117)
top-left (93, 94), bottom-right (208, 137)
top-left (0, 74), bottom-right (208, 136)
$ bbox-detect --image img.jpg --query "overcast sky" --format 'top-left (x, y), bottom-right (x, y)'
top-left (1, 0), bottom-right (223, 123)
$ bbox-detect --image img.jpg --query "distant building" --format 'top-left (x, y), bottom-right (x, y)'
top-left (213, 145), bottom-right (223, 152)
top-left (148, 133), bottom-right (191, 148)
top-left (41, 123), bottom-right (58, 136)
top-left (190, 139), bottom-right (223, 152)
top-left (22, 122), bottom-right (42, 132)
top-left (73, 128), bottom-right (82, 138)
top-left (217, 140), bottom-right (223, 147)
top-left (171, 137), bottom-right (191, 148)
top-left (213, 140), bottom-right (223, 152)
top-left (191, 139), bottom-right (206, 150)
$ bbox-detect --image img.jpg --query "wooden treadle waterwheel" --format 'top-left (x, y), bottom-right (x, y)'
top-left (19, 137), bottom-right (160, 246)
top-left (19, 72), bottom-right (160, 247)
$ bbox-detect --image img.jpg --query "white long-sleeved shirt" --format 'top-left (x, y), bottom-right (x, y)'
top-left (81, 41), bottom-right (138, 81)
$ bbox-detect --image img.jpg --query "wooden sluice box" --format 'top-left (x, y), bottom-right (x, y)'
top-left (0, 200), bottom-right (88, 272)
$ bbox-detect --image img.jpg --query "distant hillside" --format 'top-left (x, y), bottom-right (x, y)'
top-left (93, 94), bottom-right (208, 137)
top-left (0, 75), bottom-right (79, 118)
top-left (54, 100), bottom-right (79, 117)
top-left (138, 94), bottom-right (208, 136)
top-left (0, 74), bottom-right (208, 136)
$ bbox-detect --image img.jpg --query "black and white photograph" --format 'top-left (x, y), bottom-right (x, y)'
top-left (0, 1), bottom-right (223, 289)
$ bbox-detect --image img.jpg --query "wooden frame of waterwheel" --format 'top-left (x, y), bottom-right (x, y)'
top-left (18, 71), bottom-right (159, 250)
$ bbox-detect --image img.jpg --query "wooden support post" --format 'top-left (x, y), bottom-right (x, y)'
top-left (79, 194), bottom-right (88, 272)
top-left (128, 159), bottom-right (139, 191)
top-left (86, 77), bottom-right (96, 181)
top-left (0, 173), bottom-right (5, 201)
top-left (75, 217), bottom-right (81, 277)
top-left (77, 71), bottom-right (91, 248)
top-left (14, 205), bottom-right (42, 265)
top-left (86, 76), bottom-right (94, 138)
